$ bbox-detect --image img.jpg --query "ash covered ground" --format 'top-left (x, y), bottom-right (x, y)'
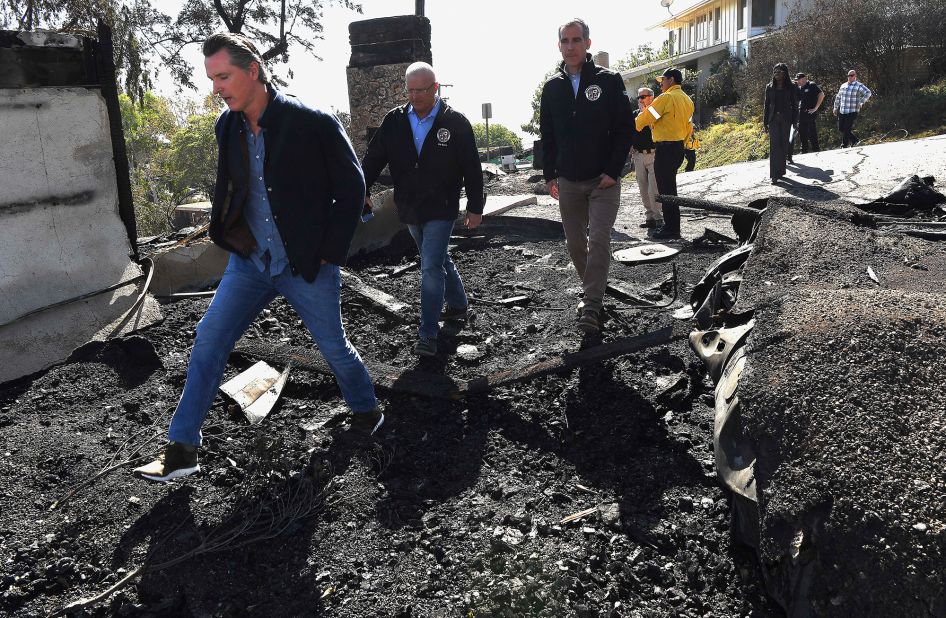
top-left (3, 168), bottom-right (944, 618)
top-left (0, 180), bottom-right (780, 617)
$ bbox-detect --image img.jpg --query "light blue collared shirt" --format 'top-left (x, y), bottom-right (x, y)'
top-left (568, 72), bottom-right (581, 97)
top-left (407, 97), bottom-right (442, 155)
top-left (242, 117), bottom-right (289, 276)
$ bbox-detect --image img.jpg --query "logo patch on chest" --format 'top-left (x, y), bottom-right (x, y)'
top-left (585, 85), bottom-right (602, 101)
top-left (437, 128), bottom-right (451, 143)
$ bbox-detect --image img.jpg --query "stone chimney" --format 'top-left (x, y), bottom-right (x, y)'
top-left (346, 15), bottom-right (432, 156)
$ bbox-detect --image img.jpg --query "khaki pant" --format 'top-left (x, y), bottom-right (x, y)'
top-left (632, 149), bottom-right (662, 224)
top-left (557, 176), bottom-right (621, 311)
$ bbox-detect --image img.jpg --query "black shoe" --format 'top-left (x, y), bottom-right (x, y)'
top-left (350, 408), bottom-right (385, 435)
top-left (577, 308), bottom-right (600, 334)
top-left (413, 337), bottom-right (438, 357)
top-left (134, 442), bottom-right (199, 482)
top-left (440, 305), bottom-right (469, 321)
top-left (650, 226), bottom-right (682, 240)
top-left (639, 220), bottom-right (661, 229)
top-left (786, 157), bottom-right (794, 164)
top-left (771, 177), bottom-right (779, 184)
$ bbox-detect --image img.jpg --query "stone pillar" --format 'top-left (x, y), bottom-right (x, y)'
top-left (347, 15), bottom-right (432, 156)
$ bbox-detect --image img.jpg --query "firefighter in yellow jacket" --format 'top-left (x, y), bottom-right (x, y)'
top-left (635, 68), bottom-right (694, 240)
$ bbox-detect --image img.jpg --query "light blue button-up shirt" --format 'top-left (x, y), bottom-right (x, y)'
top-left (243, 118), bottom-right (289, 276)
top-left (568, 72), bottom-right (581, 97)
top-left (407, 97), bottom-right (442, 155)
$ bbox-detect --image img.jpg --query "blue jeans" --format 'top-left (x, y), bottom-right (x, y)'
top-left (407, 219), bottom-right (468, 340)
top-left (168, 255), bottom-right (378, 446)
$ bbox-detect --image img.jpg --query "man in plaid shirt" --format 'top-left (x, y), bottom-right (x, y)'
top-left (832, 69), bottom-right (872, 147)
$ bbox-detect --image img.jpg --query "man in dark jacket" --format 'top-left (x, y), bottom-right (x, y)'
top-left (540, 18), bottom-right (633, 334)
top-left (135, 33), bottom-right (382, 482)
top-left (361, 61), bottom-right (484, 357)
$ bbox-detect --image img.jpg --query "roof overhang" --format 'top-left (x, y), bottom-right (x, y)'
top-left (652, 0), bottom-right (718, 30)
top-left (620, 41), bottom-right (729, 81)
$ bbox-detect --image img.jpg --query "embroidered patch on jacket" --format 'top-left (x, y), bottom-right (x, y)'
top-left (585, 85), bottom-right (602, 101)
top-left (437, 128), bottom-right (451, 143)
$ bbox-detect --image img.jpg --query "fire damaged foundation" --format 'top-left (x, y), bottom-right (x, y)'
top-left (689, 197), bottom-right (946, 616)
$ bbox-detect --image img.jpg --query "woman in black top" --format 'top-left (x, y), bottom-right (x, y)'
top-left (763, 63), bottom-right (799, 184)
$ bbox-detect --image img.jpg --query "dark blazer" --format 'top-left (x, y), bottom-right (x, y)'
top-left (539, 54), bottom-right (634, 183)
top-left (763, 84), bottom-right (800, 128)
top-left (209, 87), bottom-right (365, 282)
top-left (361, 101), bottom-right (484, 225)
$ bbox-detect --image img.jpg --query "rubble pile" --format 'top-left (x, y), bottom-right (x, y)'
top-left (692, 197), bottom-right (946, 616)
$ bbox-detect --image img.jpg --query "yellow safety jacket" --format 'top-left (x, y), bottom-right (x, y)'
top-left (685, 125), bottom-right (701, 150)
top-left (635, 84), bottom-right (694, 143)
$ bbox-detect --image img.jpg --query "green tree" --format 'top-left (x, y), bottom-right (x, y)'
top-left (521, 67), bottom-right (558, 136)
top-left (163, 103), bottom-right (219, 204)
top-left (698, 54), bottom-right (742, 110)
top-left (119, 91), bottom-right (176, 170)
top-left (613, 42), bottom-right (671, 73)
top-left (472, 122), bottom-right (522, 152)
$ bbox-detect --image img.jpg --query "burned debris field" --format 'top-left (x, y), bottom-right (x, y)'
top-left (1, 192), bottom-right (945, 617)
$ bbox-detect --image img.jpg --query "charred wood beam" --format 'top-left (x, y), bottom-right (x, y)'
top-left (463, 324), bottom-right (688, 394)
top-left (340, 269), bottom-right (408, 320)
top-left (232, 339), bottom-right (462, 400)
top-left (656, 195), bottom-right (763, 218)
top-left (234, 324), bottom-right (688, 400)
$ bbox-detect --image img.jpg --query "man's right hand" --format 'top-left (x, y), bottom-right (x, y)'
top-left (547, 179), bottom-right (559, 200)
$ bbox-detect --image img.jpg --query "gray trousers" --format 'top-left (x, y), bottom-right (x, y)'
top-left (632, 149), bottom-right (662, 223)
top-left (557, 176), bottom-right (621, 311)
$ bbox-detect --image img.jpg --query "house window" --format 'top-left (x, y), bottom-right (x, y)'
top-left (715, 7), bottom-right (721, 41)
top-left (753, 0), bottom-right (776, 27)
top-left (677, 27), bottom-right (683, 53)
top-left (738, 0), bottom-right (747, 30)
top-left (668, 30), bottom-right (675, 56)
top-left (689, 22), bottom-right (695, 49)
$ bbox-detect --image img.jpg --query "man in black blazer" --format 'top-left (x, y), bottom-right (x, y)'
top-left (135, 33), bottom-right (382, 482)
top-left (361, 61), bottom-right (484, 357)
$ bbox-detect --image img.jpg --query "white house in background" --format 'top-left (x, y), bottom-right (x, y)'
top-left (622, 0), bottom-right (810, 117)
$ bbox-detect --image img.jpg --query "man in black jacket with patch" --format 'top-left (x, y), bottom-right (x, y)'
top-left (540, 18), bottom-right (633, 334)
top-left (361, 62), bottom-right (484, 357)
top-left (134, 33), bottom-right (382, 482)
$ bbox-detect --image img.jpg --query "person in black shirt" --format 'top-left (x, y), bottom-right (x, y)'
top-left (763, 63), bottom-right (798, 184)
top-left (794, 72), bottom-right (825, 153)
